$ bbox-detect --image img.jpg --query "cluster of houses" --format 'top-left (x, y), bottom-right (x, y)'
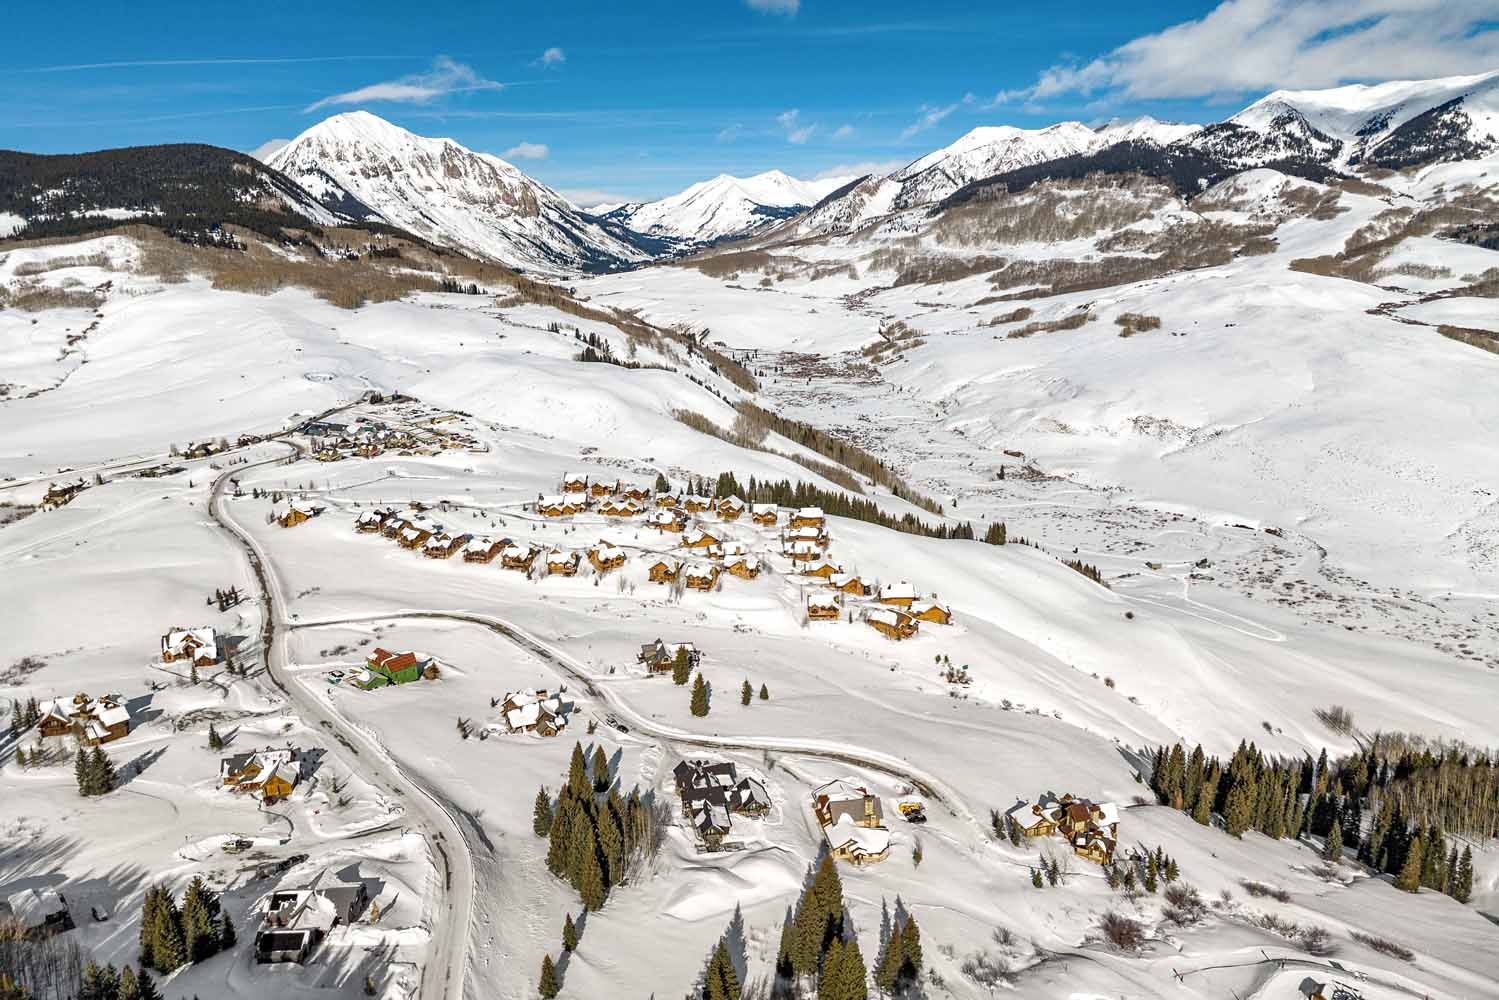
top-left (35, 693), bottom-right (131, 746)
top-left (1005, 793), bottom-right (1121, 864)
top-left (254, 868), bottom-right (370, 965)
top-left (161, 626), bottom-right (218, 667)
top-left (299, 414), bottom-right (480, 463)
top-left (495, 689), bottom-right (572, 737)
top-left (352, 506), bottom-right (609, 577)
top-left (220, 747), bottom-right (304, 803)
top-left (673, 758), bottom-right (771, 849)
top-left (812, 779), bottom-right (892, 865)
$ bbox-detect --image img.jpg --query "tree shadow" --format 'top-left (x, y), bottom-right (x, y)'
top-left (116, 746), bottom-right (168, 788)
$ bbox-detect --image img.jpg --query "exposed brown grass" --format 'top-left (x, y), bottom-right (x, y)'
top-left (0, 279), bottom-right (101, 311)
top-left (1438, 324), bottom-right (1499, 356)
top-left (933, 175), bottom-right (1172, 248)
top-left (11, 252), bottom-right (114, 276)
top-left (1007, 309), bottom-right (1092, 339)
top-left (1115, 313), bottom-right (1162, 337)
top-left (983, 306), bottom-right (1033, 325)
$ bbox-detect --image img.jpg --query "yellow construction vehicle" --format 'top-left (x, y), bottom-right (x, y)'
top-left (897, 801), bottom-right (927, 823)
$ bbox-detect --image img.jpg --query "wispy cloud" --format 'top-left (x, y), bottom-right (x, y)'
top-left (812, 160), bottom-right (901, 181)
top-left (831, 124), bottom-right (856, 140)
top-left (559, 188), bottom-right (633, 209)
top-left (5, 104), bottom-right (302, 129)
top-left (746, 0), bottom-right (799, 14)
top-left (992, 0), bottom-right (1499, 106)
top-left (304, 56), bottom-right (502, 113)
top-left (898, 94), bottom-right (974, 141)
top-left (778, 108), bottom-right (816, 144)
top-left (537, 47), bottom-right (566, 67)
top-left (501, 141), bottom-right (549, 160)
top-left (250, 138), bottom-right (291, 161)
top-left (17, 55), bottom-right (411, 74)
top-left (716, 122), bottom-right (744, 143)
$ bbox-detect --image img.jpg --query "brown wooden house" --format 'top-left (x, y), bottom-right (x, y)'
top-left (790, 506), bottom-right (825, 529)
top-left (865, 608), bottom-right (918, 640)
top-left (42, 481), bottom-right (88, 509)
top-left (562, 473), bottom-right (589, 493)
top-left (546, 549), bottom-right (581, 577)
top-left (655, 492), bottom-right (681, 508)
top-left (726, 555), bottom-right (760, 580)
top-left (648, 557), bottom-right (681, 584)
top-left (501, 544), bottom-right (538, 572)
top-left (684, 563), bottom-right (720, 591)
top-left (800, 558), bottom-right (841, 580)
top-left (589, 478), bottom-right (620, 498)
top-left (682, 494), bottom-right (712, 514)
top-left (716, 495), bottom-right (746, 521)
top-left (807, 593), bottom-right (841, 621)
top-left (831, 573), bottom-right (870, 597)
top-left (912, 601), bottom-right (953, 625)
top-left (876, 581), bottom-right (918, 607)
top-left (750, 503), bottom-right (779, 527)
top-left (277, 502), bottom-right (321, 529)
top-left (463, 537), bottom-right (508, 563)
top-left (588, 543), bottom-right (627, 573)
top-left (648, 509), bottom-right (687, 533)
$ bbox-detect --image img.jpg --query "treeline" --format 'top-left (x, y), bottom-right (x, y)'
top-left (676, 411), bottom-right (867, 494)
top-left (570, 330), bottom-right (668, 372)
top-left (698, 471), bottom-right (993, 543)
top-left (139, 878), bottom-right (236, 974)
top-left (534, 743), bottom-right (666, 911)
top-left (1063, 558), bottom-right (1108, 588)
top-left (1147, 738), bottom-right (1489, 902)
top-left (732, 401), bottom-right (943, 515)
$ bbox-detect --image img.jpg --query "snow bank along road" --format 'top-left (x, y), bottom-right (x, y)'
top-left (208, 451), bottom-right (477, 1000)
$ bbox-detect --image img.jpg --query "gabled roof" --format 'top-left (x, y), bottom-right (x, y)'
top-left (865, 607), bottom-right (913, 628)
top-left (878, 581), bottom-right (918, 600)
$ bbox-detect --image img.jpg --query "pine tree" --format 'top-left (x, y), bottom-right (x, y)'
top-left (1164, 857), bottom-right (1180, 883)
top-left (832, 936), bottom-right (868, 1000)
top-left (690, 673), bottom-right (710, 717)
top-left (579, 841), bottom-right (608, 911)
top-left (1396, 835), bottom-right (1424, 892)
top-left (1144, 856), bottom-right (1158, 893)
top-left (182, 876), bottom-right (219, 963)
top-left (759, 684), bottom-right (769, 701)
top-left (703, 937), bottom-right (742, 1000)
top-left (133, 967), bottom-right (162, 1000)
top-left (138, 886), bottom-right (161, 970)
top-left (1030, 868), bottom-right (1043, 888)
top-left (672, 646), bottom-right (692, 685)
top-left (1453, 846), bottom-right (1474, 903)
top-left (207, 724), bottom-right (222, 752)
top-left (567, 742), bottom-right (589, 799)
top-left (562, 912), bottom-right (578, 952)
top-left (538, 954), bottom-right (559, 999)
top-left (1223, 774), bottom-right (1254, 837)
top-left (740, 679), bottom-right (752, 706)
top-left (152, 893), bottom-right (187, 972)
top-left (117, 966), bottom-right (139, 1000)
top-left (774, 908), bottom-right (795, 983)
top-left (1323, 819), bottom-right (1343, 863)
top-left (79, 961), bottom-right (106, 1000)
top-left (89, 746), bottom-right (116, 795)
top-left (219, 911), bottom-right (236, 950)
top-left (591, 746), bottom-right (610, 793)
top-left (654, 472), bottom-right (670, 493)
top-left (75, 745), bottom-right (92, 796)
top-left (533, 786), bottom-right (554, 838)
top-left (875, 921), bottom-right (902, 993)
top-left (898, 914), bottom-right (922, 987)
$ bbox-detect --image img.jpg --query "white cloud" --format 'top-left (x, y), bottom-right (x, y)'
top-left (501, 141), bottom-right (549, 160)
top-left (250, 138), bottom-right (290, 162)
top-left (559, 188), bottom-right (634, 210)
top-left (539, 47), bottom-right (566, 67)
top-left (995, 0), bottom-right (1499, 105)
top-left (746, 0), bottom-right (799, 14)
top-left (812, 160), bottom-right (902, 180)
top-left (778, 108), bottom-right (817, 144)
top-left (899, 99), bottom-right (968, 141)
top-left (304, 56), bottom-right (502, 113)
top-left (831, 124), bottom-right (856, 140)
top-left (717, 123), bottom-right (744, 143)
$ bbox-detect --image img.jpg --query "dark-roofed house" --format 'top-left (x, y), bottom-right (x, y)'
top-left (639, 639), bottom-right (699, 673)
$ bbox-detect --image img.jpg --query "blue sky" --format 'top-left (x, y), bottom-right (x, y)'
top-left (3, 0), bottom-right (1496, 203)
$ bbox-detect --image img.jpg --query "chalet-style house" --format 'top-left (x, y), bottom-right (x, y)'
top-left (546, 549), bottom-right (581, 577)
top-left (361, 648), bottom-right (436, 689)
top-left (501, 543), bottom-right (538, 572)
top-left (562, 473), bottom-right (588, 493)
top-left (791, 506), bottom-right (825, 529)
top-left (648, 556), bottom-right (681, 584)
top-left (538, 495), bottom-right (585, 518)
top-left (717, 495), bottom-right (746, 521)
top-left (807, 593), bottom-right (841, 621)
top-left (36, 693), bottom-right (130, 745)
top-left (800, 558), bottom-right (841, 580)
top-left (638, 639), bottom-right (700, 673)
top-left (221, 748), bottom-right (303, 801)
top-left (42, 481), bottom-right (88, 510)
top-left (648, 508), bottom-right (688, 533)
top-left (674, 758), bottom-right (772, 847)
top-left (499, 689), bottom-right (570, 736)
top-left (655, 492), bottom-right (681, 508)
top-left (354, 508), bottom-right (398, 533)
top-left (463, 537), bottom-right (508, 563)
top-left (587, 543), bottom-right (626, 573)
top-left (1006, 793), bottom-right (1120, 864)
top-left (682, 494), bottom-right (712, 513)
top-left (786, 540), bottom-right (823, 562)
top-left (912, 601), bottom-right (953, 625)
top-left (161, 626), bottom-right (217, 666)
top-left (599, 496), bottom-right (643, 517)
top-left (682, 528), bottom-right (722, 551)
top-left (398, 522), bottom-right (435, 549)
top-left (353, 440), bottom-right (383, 459)
top-left (831, 573), bottom-right (870, 597)
top-left (590, 478), bottom-right (620, 498)
top-left (0, 888), bottom-right (75, 939)
top-left (865, 607), bottom-right (919, 641)
top-left (423, 532), bottom-right (472, 560)
top-left (726, 555), bottom-right (761, 580)
top-left (812, 779), bottom-right (890, 865)
top-left (277, 502), bottom-right (322, 529)
top-left (784, 524), bottom-right (829, 549)
top-left (312, 444), bottom-right (342, 463)
top-left (684, 562), bottom-right (721, 591)
top-left (750, 503), bottom-right (779, 527)
top-left (877, 581), bottom-right (918, 607)
top-left (255, 870), bottom-right (368, 964)
top-left (621, 484), bottom-right (651, 502)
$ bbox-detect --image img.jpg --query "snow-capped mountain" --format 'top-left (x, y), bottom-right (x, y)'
top-left (599, 170), bottom-right (856, 243)
top-left (268, 111), bottom-right (650, 273)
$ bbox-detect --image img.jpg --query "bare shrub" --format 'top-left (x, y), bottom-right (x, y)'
top-left (12, 252), bottom-right (113, 276)
top-left (1314, 705), bottom-right (1355, 736)
top-left (1240, 880), bottom-right (1292, 903)
top-left (1008, 309), bottom-right (1092, 339)
top-left (1114, 313), bottom-right (1162, 337)
top-left (1252, 911), bottom-right (1301, 939)
top-left (933, 176), bottom-right (1172, 248)
top-left (960, 951), bottom-right (1012, 988)
top-left (1298, 925), bottom-right (1337, 956)
top-left (1352, 931), bottom-right (1414, 962)
top-left (1162, 883), bottom-right (1206, 926)
top-left (982, 306), bottom-right (1033, 325)
top-left (1100, 911), bottom-right (1145, 951)
top-left (0, 280), bottom-right (100, 311)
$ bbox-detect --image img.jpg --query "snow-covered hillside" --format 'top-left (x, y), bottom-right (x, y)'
top-left (598, 170), bottom-right (854, 243)
top-left (268, 111), bottom-right (650, 273)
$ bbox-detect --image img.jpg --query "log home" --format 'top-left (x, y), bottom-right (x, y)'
top-left (277, 502), bottom-right (321, 528)
top-left (716, 495), bottom-right (746, 521)
top-left (423, 532), bottom-right (471, 559)
top-left (790, 506), bottom-right (825, 529)
top-left (812, 779), bottom-right (890, 865)
top-left (648, 557), bottom-right (681, 584)
top-left (682, 494), bottom-right (712, 513)
top-left (599, 497), bottom-right (643, 517)
top-left (830, 573), bottom-right (870, 597)
top-left (800, 558), bottom-right (841, 580)
top-left (162, 626), bottom-right (217, 665)
top-left (590, 478), bottom-right (620, 498)
top-left (42, 481), bottom-right (88, 509)
top-left (912, 601), bottom-right (953, 625)
top-left (655, 492), bottom-right (681, 508)
top-left (877, 581), bottom-right (918, 607)
top-left (648, 509), bottom-right (687, 533)
top-left (499, 689), bottom-right (569, 736)
top-left (806, 593), bottom-right (841, 621)
top-left (562, 472), bottom-right (588, 493)
top-left (750, 503), bottom-right (779, 527)
top-left (546, 549), bottom-right (581, 577)
top-left (587, 543), bottom-right (626, 573)
top-left (726, 555), bottom-right (760, 580)
top-left (684, 563), bottom-right (720, 591)
top-left (463, 537), bottom-right (508, 563)
top-left (501, 544), bottom-right (538, 572)
top-left (682, 528), bottom-right (722, 551)
top-left (865, 607), bottom-right (918, 640)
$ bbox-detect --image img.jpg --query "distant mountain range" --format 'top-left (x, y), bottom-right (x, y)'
top-left (1, 71), bottom-right (1495, 271)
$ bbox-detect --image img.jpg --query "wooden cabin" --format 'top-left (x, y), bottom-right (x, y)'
top-left (785, 525), bottom-right (829, 548)
top-left (639, 639), bottom-right (699, 673)
top-left (354, 440), bottom-right (384, 458)
top-left (912, 601), bottom-right (953, 625)
top-left (162, 626), bottom-right (217, 665)
top-left (682, 528), bottom-right (722, 551)
top-left (648, 509), bottom-right (687, 533)
top-left (684, 563), bottom-right (721, 591)
top-left (790, 506), bottom-right (825, 529)
top-left (800, 558), bottom-right (841, 580)
top-left (588, 543), bottom-right (627, 573)
top-left (831, 573), bottom-right (870, 597)
top-left (787, 540), bottom-right (823, 562)
top-left (500, 690), bottom-right (569, 737)
top-left (354, 508), bottom-right (396, 533)
top-left (463, 537), bottom-right (507, 563)
top-left (655, 492), bottom-right (681, 508)
top-left (501, 544), bottom-right (538, 572)
top-left (599, 497), bottom-right (642, 517)
top-left (621, 484), bottom-right (651, 502)
top-left (726, 555), bottom-right (760, 580)
top-left (682, 494), bottom-right (712, 513)
top-left (546, 549), bottom-right (581, 577)
top-left (717, 495), bottom-right (746, 521)
top-left (381, 516), bottom-right (409, 539)
top-left (590, 478), bottom-right (620, 498)
top-left (537, 495), bottom-right (585, 518)
top-left (750, 503), bottom-right (779, 527)
top-left (277, 502), bottom-right (321, 529)
top-left (423, 533), bottom-right (471, 559)
top-left (648, 557), bottom-right (681, 584)
top-left (807, 593), bottom-right (841, 621)
top-left (876, 581), bottom-right (918, 608)
top-left (865, 608), bottom-right (918, 641)
top-left (562, 473), bottom-right (589, 493)
top-left (398, 524), bottom-right (434, 549)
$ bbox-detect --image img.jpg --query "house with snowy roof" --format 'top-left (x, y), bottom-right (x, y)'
top-left (750, 503), bottom-right (779, 527)
top-left (912, 601), bottom-right (953, 625)
top-left (589, 477), bottom-right (621, 498)
top-left (161, 626), bottom-right (217, 665)
top-left (0, 888), bottom-right (75, 938)
top-left (830, 573), bottom-right (870, 597)
top-left (499, 689), bottom-right (570, 736)
top-left (791, 506), bottom-right (825, 529)
top-left (423, 532), bottom-right (471, 559)
top-left (561, 472), bottom-right (588, 493)
top-left (360, 648), bottom-right (435, 688)
top-left (354, 508), bottom-right (398, 533)
top-left (717, 495), bottom-right (746, 520)
top-left (463, 536), bottom-right (508, 563)
top-left (812, 779), bottom-right (890, 865)
top-left (599, 496), bottom-right (643, 517)
top-left (276, 501), bottom-right (322, 528)
top-left (865, 607), bottom-right (918, 640)
top-left (682, 494), bottom-right (713, 513)
top-left (647, 556), bottom-right (681, 584)
top-left (221, 748), bottom-right (303, 801)
top-left (42, 480), bottom-right (88, 510)
top-left (546, 549), bottom-right (581, 576)
top-left (638, 639), bottom-right (699, 673)
top-left (807, 592), bottom-right (841, 621)
top-left (501, 543), bottom-right (538, 572)
top-left (35, 693), bottom-right (130, 745)
top-left (799, 557), bottom-right (842, 580)
top-left (726, 554), bottom-right (761, 580)
top-left (648, 508), bottom-right (688, 533)
top-left (255, 868), bottom-right (368, 964)
top-left (877, 581), bottom-right (918, 607)
top-left (685, 562), bottom-right (721, 591)
top-left (587, 542), bottom-right (626, 573)
top-left (673, 759), bottom-right (773, 846)
top-left (1007, 793), bottom-right (1119, 864)
top-left (682, 528), bottom-right (723, 551)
